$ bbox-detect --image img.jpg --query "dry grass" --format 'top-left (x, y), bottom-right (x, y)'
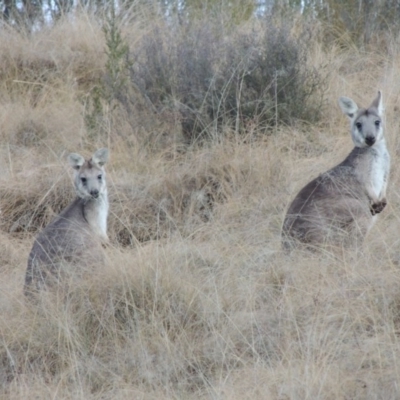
top-left (2, 10), bottom-right (400, 400)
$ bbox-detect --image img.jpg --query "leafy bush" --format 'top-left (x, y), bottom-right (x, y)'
top-left (129, 18), bottom-right (326, 142)
top-left (84, 2), bottom-right (129, 137)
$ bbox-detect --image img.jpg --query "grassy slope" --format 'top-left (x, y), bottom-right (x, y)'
top-left (1, 12), bottom-right (400, 400)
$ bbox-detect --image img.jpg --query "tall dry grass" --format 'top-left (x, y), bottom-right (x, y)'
top-left (1, 9), bottom-right (400, 400)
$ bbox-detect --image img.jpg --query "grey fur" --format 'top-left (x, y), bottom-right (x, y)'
top-left (282, 92), bottom-right (390, 251)
top-left (24, 148), bottom-right (110, 295)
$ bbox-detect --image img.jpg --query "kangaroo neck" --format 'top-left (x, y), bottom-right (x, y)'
top-left (372, 138), bottom-right (388, 154)
top-left (78, 190), bottom-right (109, 238)
top-left (343, 139), bottom-right (388, 165)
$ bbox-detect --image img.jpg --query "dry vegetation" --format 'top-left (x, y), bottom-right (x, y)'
top-left (2, 6), bottom-right (400, 399)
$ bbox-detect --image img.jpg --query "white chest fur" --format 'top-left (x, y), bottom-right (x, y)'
top-left (370, 140), bottom-right (390, 199)
top-left (96, 193), bottom-right (109, 238)
top-left (85, 191), bottom-right (109, 240)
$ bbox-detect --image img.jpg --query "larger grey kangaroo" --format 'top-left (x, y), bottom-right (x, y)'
top-left (24, 148), bottom-right (109, 295)
top-left (282, 91), bottom-right (390, 250)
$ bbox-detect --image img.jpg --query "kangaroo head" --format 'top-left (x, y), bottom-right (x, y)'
top-left (68, 148), bottom-right (109, 200)
top-left (338, 91), bottom-right (384, 148)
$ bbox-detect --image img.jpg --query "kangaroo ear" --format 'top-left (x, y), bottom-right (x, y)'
top-left (370, 90), bottom-right (383, 116)
top-left (338, 96), bottom-right (359, 119)
top-left (92, 148), bottom-right (109, 167)
top-left (68, 153), bottom-right (85, 170)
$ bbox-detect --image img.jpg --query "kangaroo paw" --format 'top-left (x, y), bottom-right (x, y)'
top-left (370, 199), bottom-right (387, 215)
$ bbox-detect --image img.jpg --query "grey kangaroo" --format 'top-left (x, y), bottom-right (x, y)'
top-left (282, 91), bottom-right (390, 250)
top-left (24, 148), bottom-right (109, 295)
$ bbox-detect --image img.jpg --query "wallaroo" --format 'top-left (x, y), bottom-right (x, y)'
top-left (24, 148), bottom-right (110, 295)
top-left (282, 91), bottom-right (390, 251)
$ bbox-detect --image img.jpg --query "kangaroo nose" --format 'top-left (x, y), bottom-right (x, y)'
top-left (90, 189), bottom-right (99, 198)
top-left (365, 136), bottom-right (375, 146)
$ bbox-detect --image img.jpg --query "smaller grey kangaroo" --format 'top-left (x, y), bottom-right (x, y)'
top-left (24, 148), bottom-right (109, 295)
top-left (282, 91), bottom-right (390, 250)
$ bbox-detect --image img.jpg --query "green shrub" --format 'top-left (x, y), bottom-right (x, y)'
top-left (129, 17), bottom-right (326, 142)
top-left (84, 2), bottom-right (130, 138)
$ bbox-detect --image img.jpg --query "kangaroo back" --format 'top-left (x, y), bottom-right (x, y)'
top-left (24, 148), bottom-right (110, 295)
top-left (282, 92), bottom-right (390, 251)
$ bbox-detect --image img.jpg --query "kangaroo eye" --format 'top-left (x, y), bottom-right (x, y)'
top-left (81, 177), bottom-right (87, 185)
top-left (97, 175), bottom-right (102, 180)
top-left (355, 122), bottom-right (362, 130)
top-left (375, 120), bottom-right (380, 127)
